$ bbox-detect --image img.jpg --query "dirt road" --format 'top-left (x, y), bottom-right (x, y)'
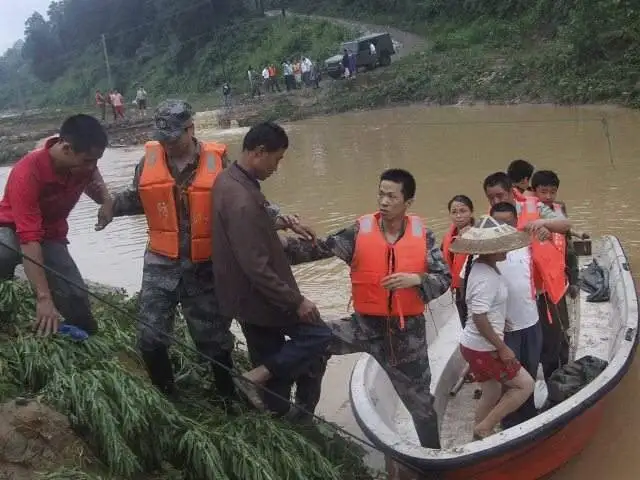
top-left (265, 10), bottom-right (427, 58)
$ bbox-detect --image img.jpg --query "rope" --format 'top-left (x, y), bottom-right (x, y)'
top-left (0, 237), bottom-right (429, 475)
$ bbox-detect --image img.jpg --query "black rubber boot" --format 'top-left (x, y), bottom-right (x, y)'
top-left (211, 351), bottom-right (236, 412)
top-left (140, 347), bottom-right (176, 397)
top-left (414, 418), bottom-right (442, 449)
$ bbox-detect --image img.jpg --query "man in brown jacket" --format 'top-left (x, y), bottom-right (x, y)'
top-left (212, 122), bottom-right (332, 415)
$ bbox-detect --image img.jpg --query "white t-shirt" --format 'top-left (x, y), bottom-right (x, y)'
top-left (497, 247), bottom-right (539, 332)
top-left (460, 261), bottom-right (508, 352)
top-left (262, 68), bottom-right (270, 79)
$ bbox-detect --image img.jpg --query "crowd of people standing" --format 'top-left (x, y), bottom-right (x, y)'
top-left (94, 86), bottom-right (148, 122)
top-left (248, 57), bottom-right (320, 98)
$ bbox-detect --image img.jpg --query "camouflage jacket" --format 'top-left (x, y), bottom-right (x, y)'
top-left (111, 140), bottom-right (281, 295)
top-left (283, 219), bottom-right (452, 319)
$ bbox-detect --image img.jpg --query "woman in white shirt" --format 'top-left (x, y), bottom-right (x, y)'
top-left (451, 216), bottom-right (535, 440)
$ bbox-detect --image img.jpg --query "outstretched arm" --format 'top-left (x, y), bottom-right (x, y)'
top-left (281, 222), bottom-right (359, 265)
top-left (112, 158), bottom-right (145, 217)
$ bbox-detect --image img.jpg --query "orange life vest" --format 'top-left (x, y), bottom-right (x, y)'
top-left (138, 141), bottom-right (225, 263)
top-left (350, 213), bottom-right (428, 327)
top-left (517, 197), bottom-right (568, 304)
top-left (442, 224), bottom-right (468, 289)
top-left (551, 202), bottom-right (567, 259)
top-left (513, 187), bottom-right (528, 202)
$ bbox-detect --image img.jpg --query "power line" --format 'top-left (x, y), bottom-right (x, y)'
top-left (0, 237), bottom-right (426, 476)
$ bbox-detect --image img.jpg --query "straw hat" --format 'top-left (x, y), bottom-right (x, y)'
top-left (449, 215), bottom-right (530, 255)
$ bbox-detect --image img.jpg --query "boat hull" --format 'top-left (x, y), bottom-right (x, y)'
top-left (385, 400), bottom-right (604, 479)
top-left (350, 236), bottom-right (638, 480)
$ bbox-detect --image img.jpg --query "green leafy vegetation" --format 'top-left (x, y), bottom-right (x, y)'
top-left (0, 0), bottom-right (355, 110)
top-left (280, 0), bottom-right (640, 109)
top-left (0, 280), bottom-right (373, 479)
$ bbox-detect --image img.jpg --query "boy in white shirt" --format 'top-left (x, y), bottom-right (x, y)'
top-left (490, 202), bottom-right (542, 428)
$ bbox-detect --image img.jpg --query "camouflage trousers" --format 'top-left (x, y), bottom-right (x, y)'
top-left (328, 313), bottom-right (440, 448)
top-left (0, 227), bottom-right (97, 334)
top-left (137, 266), bottom-right (234, 359)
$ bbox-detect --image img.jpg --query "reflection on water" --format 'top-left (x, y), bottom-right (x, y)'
top-left (1, 104), bottom-right (640, 478)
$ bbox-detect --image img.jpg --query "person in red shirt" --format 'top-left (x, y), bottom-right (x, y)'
top-left (0, 114), bottom-right (113, 337)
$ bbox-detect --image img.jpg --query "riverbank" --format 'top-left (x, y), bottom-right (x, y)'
top-left (2, 6), bottom-right (638, 162)
top-left (0, 278), bottom-right (374, 479)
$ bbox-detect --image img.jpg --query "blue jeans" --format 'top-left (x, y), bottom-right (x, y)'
top-left (502, 321), bottom-right (543, 428)
top-left (240, 321), bottom-right (332, 415)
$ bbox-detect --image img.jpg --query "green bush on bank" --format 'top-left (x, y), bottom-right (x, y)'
top-left (1, 17), bottom-right (356, 110)
top-left (0, 280), bottom-right (373, 479)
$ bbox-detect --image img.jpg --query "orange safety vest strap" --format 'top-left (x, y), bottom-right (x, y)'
top-left (140, 141), bottom-right (180, 259)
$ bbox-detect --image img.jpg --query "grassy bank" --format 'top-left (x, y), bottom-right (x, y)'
top-left (0, 279), bottom-right (374, 479)
top-left (240, 1), bottom-right (640, 122)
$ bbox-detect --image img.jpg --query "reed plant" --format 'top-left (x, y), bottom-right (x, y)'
top-left (0, 280), bottom-right (373, 479)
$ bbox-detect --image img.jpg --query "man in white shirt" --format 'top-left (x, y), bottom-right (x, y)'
top-left (301, 57), bottom-right (312, 86)
top-left (491, 202), bottom-right (542, 428)
top-left (369, 42), bottom-right (376, 55)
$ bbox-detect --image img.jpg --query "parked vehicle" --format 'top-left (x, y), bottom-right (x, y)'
top-left (325, 32), bottom-right (395, 79)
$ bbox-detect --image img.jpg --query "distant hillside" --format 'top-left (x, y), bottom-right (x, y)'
top-left (0, 0), bottom-right (354, 109)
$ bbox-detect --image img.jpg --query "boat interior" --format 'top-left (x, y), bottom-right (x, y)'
top-left (350, 235), bottom-right (638, 460)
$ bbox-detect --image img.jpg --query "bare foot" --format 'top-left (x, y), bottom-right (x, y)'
top-left (233, 376), bottom-right (265, 411)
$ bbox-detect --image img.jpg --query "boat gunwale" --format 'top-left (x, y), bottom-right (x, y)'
top-left (348, 234), bottom-right (639, 470)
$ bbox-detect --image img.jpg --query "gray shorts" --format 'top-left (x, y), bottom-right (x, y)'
top-left (0, 227), bottom-right (97, 334)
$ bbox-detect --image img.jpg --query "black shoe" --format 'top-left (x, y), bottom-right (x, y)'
top-left (211, 351), bottom-right (236, 399)
top-left (414, 418), bottom-right (441, 449)
top-left (140, 347), bottom-right (176, 396)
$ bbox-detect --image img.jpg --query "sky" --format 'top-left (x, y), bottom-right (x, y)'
top-left (0, 0), bottom-right (51, 54)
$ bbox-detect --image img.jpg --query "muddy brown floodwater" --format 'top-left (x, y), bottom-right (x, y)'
top-left (1, 104), bottom-right (639, 478)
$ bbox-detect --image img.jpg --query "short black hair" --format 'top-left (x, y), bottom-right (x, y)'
top-left (447, 194), bottom-right (474, 212)
top-left (531, 170), bottom-right (560, 190)
top-left (483, 172), bottom-right (512, 192)
top-left (242, 122), bottom-right (289, 152)
top-left (59, 114), bottom-right (107, 153)
top-left (380, 168), bottom-right (416, 201)
top-left (507, 159), bottom-right (534, 183)
top-left (490, 201), bottom-right (518, 219)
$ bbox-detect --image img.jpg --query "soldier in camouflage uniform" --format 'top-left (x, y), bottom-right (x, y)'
top-left (282, 169), bottom-right (451, 448)
top-left (96, 100), bottom-right (301, 403)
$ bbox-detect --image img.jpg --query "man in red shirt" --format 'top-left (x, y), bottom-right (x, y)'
top-left (0, 114), bottom-right (112, 337)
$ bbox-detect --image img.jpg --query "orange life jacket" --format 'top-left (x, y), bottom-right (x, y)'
top-left (268, 65), bottom-right (276, 77)
top-left (551, 202), bottom-right (567, 259)
top-left (138, 141), bottom-right (225, 263)
top-left (442, 224), bottom-right (468, 289)
top-left (350, 213), bottom-right (428, 327)
top-left (512, 187), bottom-right (528, 202)
top-left (517, 197), bottom-right (568, 304)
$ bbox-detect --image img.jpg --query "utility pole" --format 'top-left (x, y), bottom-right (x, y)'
top-left (101, 34), bottom-right (113, 88)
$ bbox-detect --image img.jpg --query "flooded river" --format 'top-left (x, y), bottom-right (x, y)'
top-left (2, 104), bottom-right (640, 478)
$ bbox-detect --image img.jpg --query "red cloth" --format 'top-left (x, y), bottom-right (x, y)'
top-left (0, 137), bottom-right (95, 244)
top-left (460, 345), bottom-right (521, 383)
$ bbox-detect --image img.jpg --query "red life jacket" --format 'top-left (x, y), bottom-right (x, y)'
top-left (517, 197), bottom-right (568, 304)
top-left (442, 224), bottom-right (468, 289)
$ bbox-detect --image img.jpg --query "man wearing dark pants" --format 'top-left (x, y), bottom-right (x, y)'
top-left (0, 115), bottom-right (112, 336)
top-left (211, 122), bottom-right (332, 415)
top-left (492, 201), bottom-right (543, 427)
top-left (281, 169), bottom-right (452, 448)
top-left (96, 100), bottom-right (237, 404)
